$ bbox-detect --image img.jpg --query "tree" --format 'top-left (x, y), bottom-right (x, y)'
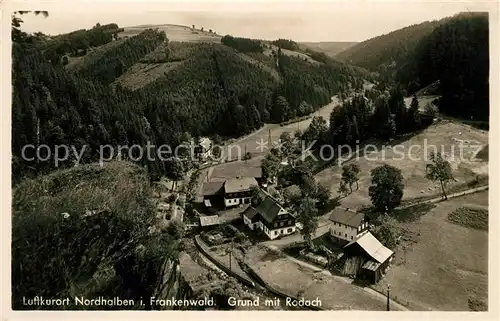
top-left (303, 116), bottom-right (328, 145)
top-left (315, 184), bottom-right (330, 208)
top-left (409, 93), bottom-right (421, 130)
top-left (295, 197), bottom-right (319, 247)
top-left (278, 132), bottom-right (297, 160)
top-left (273, 96), bottom-right (290, 123)
top-left (424, 102), bottom-right (438, 117)
top-left (261, 152), bottom-right (281, 182)
top-left (338, 181), bottom-right (349, 197)
top-left (164, 158), bottom-right (185, 191)
top-left (368, 164), bottom-right (404, 212)
top-left (249, 186), bottom-right (265, 206)
top-left (425, 152), bottom-right (454, 200)
top-left (340, 163), bottom-right (361, 193)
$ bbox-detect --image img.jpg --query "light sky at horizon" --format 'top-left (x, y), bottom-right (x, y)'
top-left (15, 1), bottom-right (494, 42)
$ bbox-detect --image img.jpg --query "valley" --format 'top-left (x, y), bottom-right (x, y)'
top-left (9, 9), bottom-right (490, 313)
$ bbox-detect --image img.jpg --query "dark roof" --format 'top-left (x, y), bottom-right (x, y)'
top-left (253, 194), bottom-right (289, 224)
top-left (202, 181), bottom-right (224, 196)
top-left (242, 206), bottom-right (259, 220)
top-left (329, 208), bottom-right (365, 227)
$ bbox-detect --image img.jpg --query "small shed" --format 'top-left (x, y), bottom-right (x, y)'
top-left (343, 232), bottom-right (394, 283)
top-left (199, 215), bottom-right (220, 228)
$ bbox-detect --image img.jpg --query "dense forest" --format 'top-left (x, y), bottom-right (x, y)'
top-left (335, 18), bottom-right (448, 77)
top-left (396, 12), bottom-right (489, 121)
top-left (12, 19), bottom-right (366, 181)
top-left (336, 12), bottom-right (489, 122)
top-left (271, 38), bottom-right (300, 50)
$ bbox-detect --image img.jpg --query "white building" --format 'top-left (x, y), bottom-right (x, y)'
top-left (242, 192), bottom-right (297, 240)
top-left (223, 177), bottom-right (258, 208)
top-left (329, 208), bottom-right (369, 244)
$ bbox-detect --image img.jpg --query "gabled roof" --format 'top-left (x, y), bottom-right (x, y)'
top-left (242, 206), bottom-right (259, 220)
top-left (199, 137), bottom-right (212, 150)
top-left (344, 231), bottom-right (394, 263)
top-left (202, 181), bottom-right (224, 196)
top-left (253, 194), bottom-right (289, 224)
top-left (329, 208), bottom-right (365, 227)
top-left (224, 177), bottom-right (258, 194)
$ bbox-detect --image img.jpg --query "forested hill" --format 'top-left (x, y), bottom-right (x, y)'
top-left (12, 20), bottom-right (369, 180)
top-left (335, 17), bottom-right (449, 77)
top-left (395, 12), bottom-right (489, 121)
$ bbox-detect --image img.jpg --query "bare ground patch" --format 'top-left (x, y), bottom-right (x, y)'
top-left (244, 246), bottom-right (390, 310)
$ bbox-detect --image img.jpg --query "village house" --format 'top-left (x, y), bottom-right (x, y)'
top-left (202, 177), bottom-right (258, 208)
top-left (241, 192), bottom-right (296, 240)
top-left (194, 137), bottom-right (212, 161)
top-left (342, 231), bottom-right (394, 283)
top-left (329, 208), bottom-right (370, 245)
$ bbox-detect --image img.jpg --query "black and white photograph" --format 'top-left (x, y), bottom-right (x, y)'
top-left (3, 0), bottom-right (497, 315)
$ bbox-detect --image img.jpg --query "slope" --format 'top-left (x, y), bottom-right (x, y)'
top-left (299, 41), bottom-right (357, 57)
top-left (335, 18), bottom-right (449, 76)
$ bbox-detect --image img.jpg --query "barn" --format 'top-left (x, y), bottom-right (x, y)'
top-left (343, 231), bottom-right (394, 283)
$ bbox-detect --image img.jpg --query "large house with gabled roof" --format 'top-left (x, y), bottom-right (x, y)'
top-left (329, 208), bottom-right (369, 245)
top-left (241, 192), bottom-right (296, 240)
top-left (202, 177), bottom-right (258, 208)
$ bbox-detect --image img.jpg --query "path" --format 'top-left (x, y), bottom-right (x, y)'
top-left (263, 244), bottom-right (409, 311)
top-left (399, 185), bottom-right (488, 209)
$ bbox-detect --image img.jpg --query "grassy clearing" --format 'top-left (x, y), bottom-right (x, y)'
top-left (372, 191), bottom-right (488, 310)
top-left (315, 120), bottom-right (489, 210)
top-left (448, 207), bottom-right (488, 231)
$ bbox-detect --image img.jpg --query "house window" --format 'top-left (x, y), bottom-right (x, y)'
top-left (274, 231), bottom-right (278, 235)
top-left (351, 236), bottom-right (353, 240)
top-left (287, 228), bottom-right (292, 233)
top-left (280, 222), bottom-right (284, 227)
top-left (345, 233), bottom-right (347, 238)
top-left (288, 220), bottom-right (292, 225)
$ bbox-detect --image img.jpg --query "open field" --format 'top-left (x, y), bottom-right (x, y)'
top-left (315, 120), bottom-right (488, 210)
top-left (65, 38), bottom-right (128, 72)
top-left (372, 191), bottom-right (488, 310)
top-left (113, 61), bottom-right (182, 90)
top-left (118, 24), bottom-right (222, 43)
top-left (244, 246), bottom-right (394, 310)
top-left (404, 95), bottom-right (440, 112)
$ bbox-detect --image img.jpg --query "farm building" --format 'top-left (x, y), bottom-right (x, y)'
top-left (202, 177), bottom-right (258, 208)
top-left (329, 208), bottom-right (370, 245)
top-left (194, 137), bottom-right (212, 161)
top-left (342, 231), bottom-right (394, 283)
top-left (241, 191), bottom-right (296, 240)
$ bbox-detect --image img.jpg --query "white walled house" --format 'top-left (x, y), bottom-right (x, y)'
top-left (202, 177), bottom-right (258, 209)
top-left (329, 208), bottom-right (369, 245)
top-left (223, 177), bottom-right (258, 208)
top-left (242, 193), bottom-right (296, 240)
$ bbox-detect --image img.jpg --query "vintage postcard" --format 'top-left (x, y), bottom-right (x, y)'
top-left (1, 0), bottom-right (498, 319)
